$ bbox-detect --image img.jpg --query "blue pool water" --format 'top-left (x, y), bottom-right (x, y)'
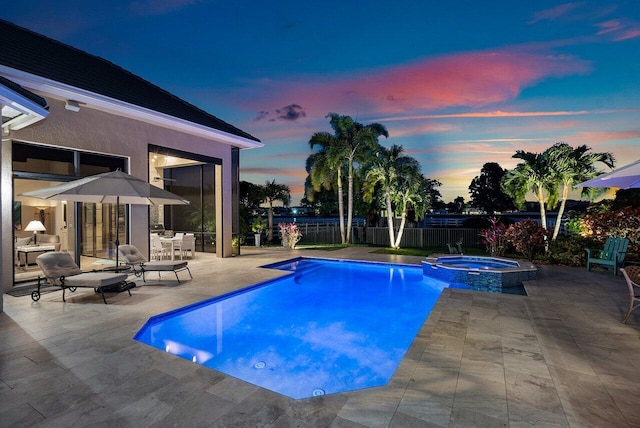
top-left (437, 256), bottom-right (519, 270)
top-left (135, 258), bottom-right (446, 399)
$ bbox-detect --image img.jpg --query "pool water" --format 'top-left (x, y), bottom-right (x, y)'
top-left (135, 258), bottom-right (446, 399)
top-left (435, 256), bottom-right (520, 270)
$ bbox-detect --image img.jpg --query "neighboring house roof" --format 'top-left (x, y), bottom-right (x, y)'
top-left (0, 19), bottom-right (260, 145)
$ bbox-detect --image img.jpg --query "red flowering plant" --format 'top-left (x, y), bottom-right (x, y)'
top-left (505, 219), bottom-right (549, 262)
top-left (479, 217), bottom-right (509, 257)
top-left (278, 222), bottom-right (302, 249)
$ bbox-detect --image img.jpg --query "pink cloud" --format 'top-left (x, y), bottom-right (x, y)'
top-left (374, 109), bottom-right (594, 122)
top-left (385, 122), bottom-right (458, 138)
top-left (238, 49), bottom-right (590, 118)
top-left (570, 130), bottom-right (640, 144)
top-left (528, 3), bottom-right (583, 24)
top-left (241, 167), bottom-right (308, 180)
top-left (596, 19), bottom-right (640, 41)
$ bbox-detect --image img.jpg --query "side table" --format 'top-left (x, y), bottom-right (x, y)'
top-left (16, 245), bottom-right (56, 267)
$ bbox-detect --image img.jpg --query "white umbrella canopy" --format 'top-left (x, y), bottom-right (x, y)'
top-left (21, 169), bottom-right (190, 205)
top-left (21, 169), bottom-right (190, 269)
top-left (575, 159), bottom-right (640, 190)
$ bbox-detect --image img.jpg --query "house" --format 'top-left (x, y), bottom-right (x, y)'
top-left (0, 19), bottom-right (262, 310)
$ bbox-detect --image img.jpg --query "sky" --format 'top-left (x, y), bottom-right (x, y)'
top-left (4, 1), bottom-right (639, 204)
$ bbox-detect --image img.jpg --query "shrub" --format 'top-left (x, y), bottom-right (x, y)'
top-left (251, 217), bottom-right (267, 234)
top-left (579, 206), bottom-right (640, 261)
top-left (546, 235), bottom-right (599, 266)
top-left (479, 217), bottom-right (509, 257)
top-left (505, 219), bottom-right (548, 262)
top-left (279, 222), bottom-right (302, 249)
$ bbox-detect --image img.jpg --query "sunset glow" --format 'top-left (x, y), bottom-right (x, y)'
top-left (6, 1), bottom-right (639, 203)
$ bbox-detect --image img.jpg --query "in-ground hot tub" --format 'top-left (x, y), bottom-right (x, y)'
top-left (422, 255), bottom-right (536, 295)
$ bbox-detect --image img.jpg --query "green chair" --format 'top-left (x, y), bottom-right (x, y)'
top-left (585, 237), bottom-right (629, 276)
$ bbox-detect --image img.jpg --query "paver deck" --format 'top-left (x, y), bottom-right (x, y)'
top-left (2, 247), bottom-right (639, 427)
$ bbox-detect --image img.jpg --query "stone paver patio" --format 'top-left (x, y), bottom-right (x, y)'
top-left (1, 246), bottom-right (639, 427)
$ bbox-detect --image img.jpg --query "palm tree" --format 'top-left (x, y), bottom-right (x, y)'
top-left (260, 179), bottom-right (291, 242)
top-left (548, 142), bottom-right (615, 240)
top-left (363, 144), bottom-right (426, 248)
top-left (502, 150), bottom-right (558, 230)
top-left (309, 113), bottom-right (388, 244)
top-left (308, 131), bottom-right (347, 243)
top-left (390, 173), bottom-right (431, 248)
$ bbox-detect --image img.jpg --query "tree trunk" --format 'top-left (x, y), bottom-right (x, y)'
top-left (552, 184), bottom-right (569, 241)
top-left (267, 203), bottom-right (274, 242)
top-left (337, 169), bottom-right (346, 244)
top-left (393, 209), bottom-right (408, 249)
top-left (346, 163), bottom-right (353, 244)
top-left (385, 191), bottom-right (395, 247)
top-left (537, 188), bottom-right (547, 230)
top-left (537, 188), bottom-right (549, 252)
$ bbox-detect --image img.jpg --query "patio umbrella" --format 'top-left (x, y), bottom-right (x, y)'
top-left (21, 169), bottom-right (189, 269)
top-left (575, 159), bottom-right (640, 189)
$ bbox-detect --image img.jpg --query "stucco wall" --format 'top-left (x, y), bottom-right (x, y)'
top-left (2, 96), bottom-right (236, 307)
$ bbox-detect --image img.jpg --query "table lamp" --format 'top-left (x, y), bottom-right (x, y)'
top-left (24, 220), bottom-right (46, 245)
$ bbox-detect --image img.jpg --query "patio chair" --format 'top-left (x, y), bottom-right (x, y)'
top-left (34, 252), bottom-right (134, 304)
top-left (172, 233), bottom-right (184, 260)
top-left (150, 233), bottom-right (171, 260)
top-left (585, 236), bottom-right (629, 276)
top-left (182, 233), bottom-right (196, 259)
top-left (118, 244), bottom-right (192, 283)
top-left (620, 266), bottom-right (640, 323)
top-left (447, 238), bottom-right (463, 254)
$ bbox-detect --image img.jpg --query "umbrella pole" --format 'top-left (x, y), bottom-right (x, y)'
top-left (115, 196), bottom-right (120, 271)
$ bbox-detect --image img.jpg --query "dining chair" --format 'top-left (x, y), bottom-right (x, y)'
top-left (182, 233), bottom-right (196, 259)
top-left (173, 233), bottom-right (184, 260)
top-left (150, 233), bottom-right (170, 260)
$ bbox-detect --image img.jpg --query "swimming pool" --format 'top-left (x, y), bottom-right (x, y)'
top-left (135, 258), bottom-right (446, 399)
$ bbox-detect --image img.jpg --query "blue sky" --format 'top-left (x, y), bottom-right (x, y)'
top-left (4, 1), bottom-right (639, 203)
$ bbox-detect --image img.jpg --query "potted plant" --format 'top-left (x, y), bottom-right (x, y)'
top-left (251, 217), bottom-right (267, 247)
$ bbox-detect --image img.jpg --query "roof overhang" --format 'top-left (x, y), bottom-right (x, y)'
top-left (0, 66), bottom-right (263, 149)
top-left (0, 75), bottom-right (49, 131)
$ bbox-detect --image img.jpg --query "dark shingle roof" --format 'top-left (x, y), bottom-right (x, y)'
top-left (0, 74), bottom-right (48, 109)
top-left (0, 19), bottom-right (260, 143)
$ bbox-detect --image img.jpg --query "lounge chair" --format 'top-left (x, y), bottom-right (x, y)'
top-left (34, 252), bottom-right (134, 304)
top-left (620, 266), bottom-right (640, 323)
top-left (118, 244), bottom-right (192, 283)
top-left (585, 236), bottom-right (629, 276)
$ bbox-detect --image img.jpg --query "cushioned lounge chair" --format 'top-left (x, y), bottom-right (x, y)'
top-left (620, 266), bottom-right (640, 324)
top-left (34, 252), bottom-right (134, 304)
top-left (118, 244), bottom-right (192, 283)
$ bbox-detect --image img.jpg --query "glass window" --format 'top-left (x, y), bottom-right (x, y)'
top-left (12, 142), bottom-right (74, 175)
top-left (80, 152), bottom-right (127, 177)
